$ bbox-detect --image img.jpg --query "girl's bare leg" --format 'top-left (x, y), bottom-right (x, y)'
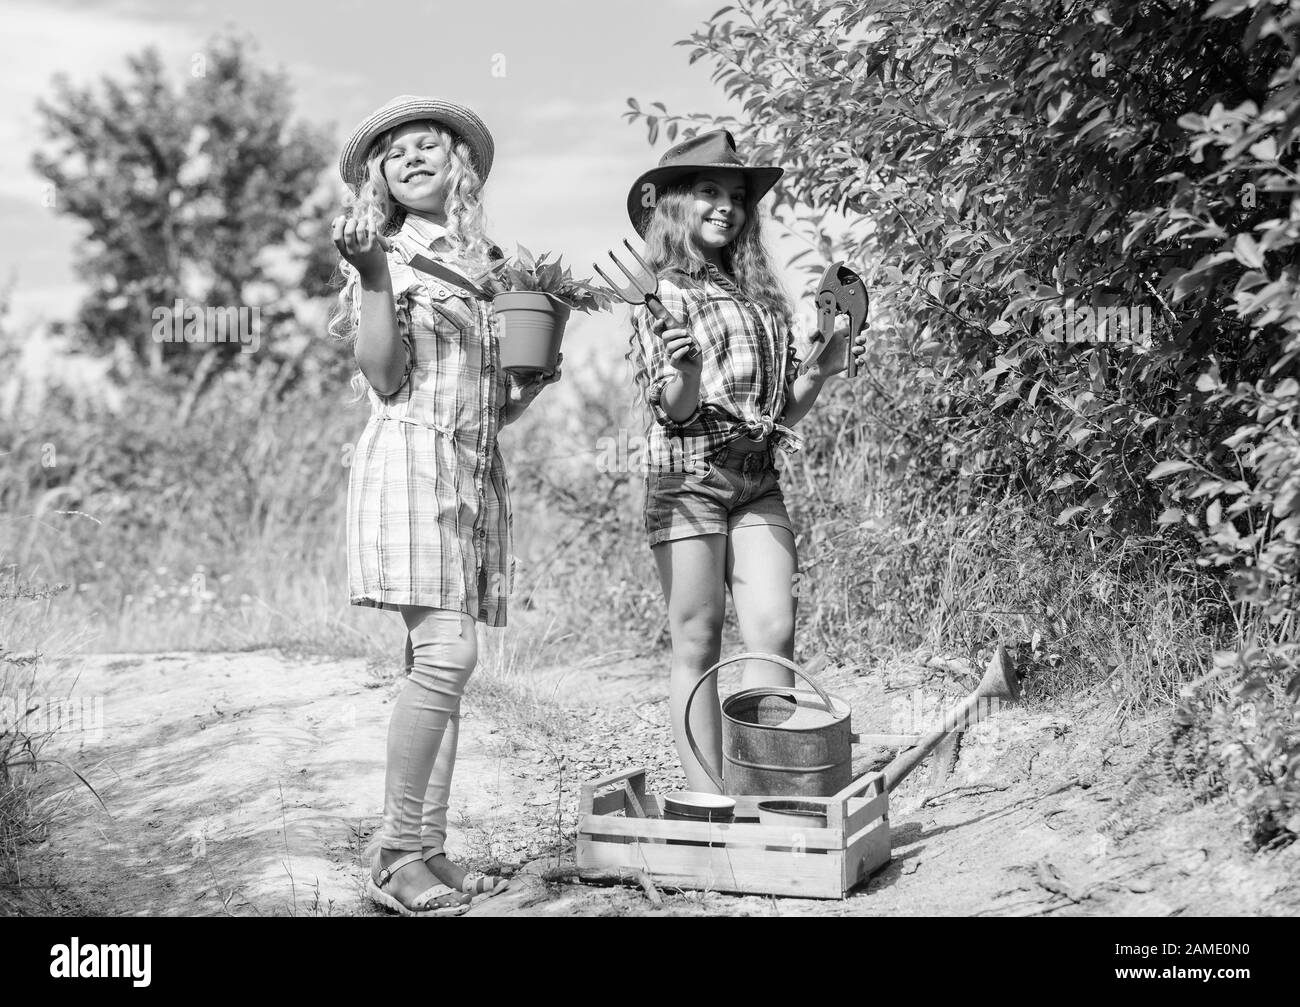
top-left (653, 534), bottom-right (728, 793)
top-left (727, 523), bottom-right (798, 688)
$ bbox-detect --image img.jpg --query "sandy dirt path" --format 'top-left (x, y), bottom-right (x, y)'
top-left (24, 649), bottom-right (1300, 917)
top-left (26, 651), bottom-right (555, 915)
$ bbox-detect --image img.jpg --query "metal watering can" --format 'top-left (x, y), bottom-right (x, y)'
top-left (682, 653), bottom-right (856, 797)
top-left (682, 648), bottom-right (1023, 798)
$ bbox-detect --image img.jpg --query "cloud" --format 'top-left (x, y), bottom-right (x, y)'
top-left (0, 2), bottom-right (194, 328)
top-left (523, 97), bottom-right (628, 124)
top-left (0, 1), bottom-right (197, 201)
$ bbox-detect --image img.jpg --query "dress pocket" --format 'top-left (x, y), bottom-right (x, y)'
top-left (422, 280), bottom-right (477, 331)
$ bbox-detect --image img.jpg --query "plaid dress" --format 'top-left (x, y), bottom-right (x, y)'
top-left (346, 217), bottom-right (512, 626)
top-left (633, 263), bottom-right (802, 473)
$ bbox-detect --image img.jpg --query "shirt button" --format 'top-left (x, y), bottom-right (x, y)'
top-left (476, 528), bottom-right (487, 539)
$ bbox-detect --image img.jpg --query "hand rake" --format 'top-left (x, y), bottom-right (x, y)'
top-left (594, 240), bottom-right (697, 359)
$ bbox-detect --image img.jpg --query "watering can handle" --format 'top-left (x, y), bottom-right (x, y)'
top-left (682, 652), bottom-right (839, 794)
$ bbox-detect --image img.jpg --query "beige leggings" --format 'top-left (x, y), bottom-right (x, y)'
top-left (379, 607), bottom-right (477, 855)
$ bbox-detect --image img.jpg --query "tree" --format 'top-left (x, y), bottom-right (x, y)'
top-left (32, 33), bottom-right (333, 373)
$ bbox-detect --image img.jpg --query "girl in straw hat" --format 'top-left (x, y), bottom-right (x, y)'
top-left (626, 129), bottom-right (867, 793)
top-left (330, 96), bottom-right (555, 915)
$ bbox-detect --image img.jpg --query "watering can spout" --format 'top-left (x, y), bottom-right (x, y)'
top-left (882, 646), bottom-right (1021, 793)
top-left (978, 644), bottom-right (1021, 704)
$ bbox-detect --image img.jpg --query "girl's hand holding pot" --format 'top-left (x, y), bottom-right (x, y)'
top-left (507, 353), bottom-right (562, 408)
top-left (653, 317), bottom-right (702, 378)
top-left (331, 214), bottom-right (392, 287)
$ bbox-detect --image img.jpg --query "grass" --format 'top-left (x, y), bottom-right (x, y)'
top-left (785, 410), bottom-right (1234, 727)
top-left (1, 310), bottom-right (1273, 910)
top-left (0, 341), bottom-right (665, 662)
top-left (0, 569), bottom-right (98, 913)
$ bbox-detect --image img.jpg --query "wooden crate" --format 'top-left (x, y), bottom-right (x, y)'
top-left (575, 767), bottom-right (891, 899)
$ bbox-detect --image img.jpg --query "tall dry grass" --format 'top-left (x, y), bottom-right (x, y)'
top-left (792, 380), bottom-right (1235, 700)
top-left (0, 303), bottom-right (1253, 892)
top-left (10, 330), bottom-right (1244, 662)
top-left (0, 570), bottom-right (108, 912)
top-left (3, 342), bottom-right (1232, 700)
top-left (0, 339), bottom-right (667, 681)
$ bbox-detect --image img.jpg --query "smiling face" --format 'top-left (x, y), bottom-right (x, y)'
top-left (380, 122), bottom-right (452, 221)
top-left (689, 169), bottom-right (748, 259)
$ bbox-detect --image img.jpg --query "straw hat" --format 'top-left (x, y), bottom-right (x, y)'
top-left (339, 95), bottom-right (494, 188)
top-left (627, 129), bottom-right (783, 236)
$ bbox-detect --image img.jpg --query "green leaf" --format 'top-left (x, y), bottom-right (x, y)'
top-left (1055, 505), bottom-right (1088, 525)
top-left (1205, 0), bottom-right (1253, 16)
top-left (1148, 460), bottom-right (1194, 480)
top-left (1234, 234), bottom-right (1265, 270)
top-left (1223, 426), bottom-right (1261, 449)
top-left (1249, 137), bottom-right (1278, 161)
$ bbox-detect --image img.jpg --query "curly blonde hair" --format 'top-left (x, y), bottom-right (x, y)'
top-left (328, 122), bottom-right (493, 344)
top-left (626, 180), bottom-right (792, 401)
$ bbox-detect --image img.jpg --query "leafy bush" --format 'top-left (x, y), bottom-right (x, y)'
top-left (629, 0), bottom-right (1300, 844)
top-left (1171, 647), bottom-right (1300, 847)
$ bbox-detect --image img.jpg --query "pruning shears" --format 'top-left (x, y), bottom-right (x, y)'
top-left (801, 261), bottom-right (869, 377)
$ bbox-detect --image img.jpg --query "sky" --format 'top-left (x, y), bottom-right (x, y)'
top-left (0, 0), bottom-right (762, 340)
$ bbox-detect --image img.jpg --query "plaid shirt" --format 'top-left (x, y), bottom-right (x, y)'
top-left (346, 215), bottom-right (513, 626)
top-left (634, 263), bottom-right (802, 473)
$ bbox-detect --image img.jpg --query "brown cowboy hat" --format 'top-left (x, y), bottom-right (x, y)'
top-left (338, 95), bottom-right (494, 189)
top-left (626, 129), bottom-right (783, 236)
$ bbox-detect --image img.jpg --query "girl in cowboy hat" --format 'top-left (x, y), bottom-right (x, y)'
top-left (626, 129), bottom-right (867, 793)
top-left (330, 95), bottom-right (555, 915)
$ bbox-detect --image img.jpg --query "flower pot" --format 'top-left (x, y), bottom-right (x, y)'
top-left (492, 291), bottom-right (570, 375)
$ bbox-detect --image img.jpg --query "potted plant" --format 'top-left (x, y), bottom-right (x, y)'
top-left (487, 245), bottom-right (614, 375)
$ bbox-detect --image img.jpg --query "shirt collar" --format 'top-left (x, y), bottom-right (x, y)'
top-left (683, 260), bottom-right (741, 296)
top-left (394, 213), bottom-right (486, 290)
top-left (674, 258), bottom-right (723, 276)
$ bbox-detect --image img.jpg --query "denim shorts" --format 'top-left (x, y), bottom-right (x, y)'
top-left (644, 437), bottom-right (793, 546)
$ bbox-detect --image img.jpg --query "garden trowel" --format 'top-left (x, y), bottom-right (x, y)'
top-left (406, 252), bottom-right (507, 300)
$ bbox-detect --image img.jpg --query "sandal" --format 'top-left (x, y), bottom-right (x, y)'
top-left (422, 849), bottom-right (511, 898)
top-left (459, 870), bottom-right (511, 897)
top-left (367, 851), bottom-right (472, 917)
